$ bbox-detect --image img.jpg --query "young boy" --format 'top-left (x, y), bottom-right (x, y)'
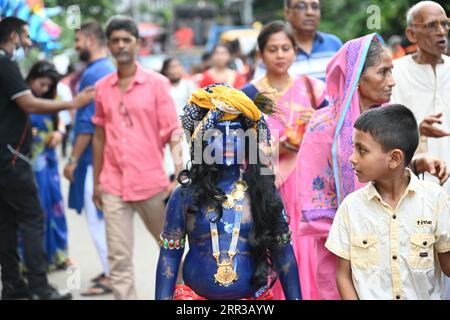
top-left (325, 104), bottom-right (450, 300)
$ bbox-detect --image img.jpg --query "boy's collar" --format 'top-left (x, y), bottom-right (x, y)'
top-left (365, 168), bottom-right (419, 201)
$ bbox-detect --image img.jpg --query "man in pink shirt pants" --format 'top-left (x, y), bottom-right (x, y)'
top-left (92, 15), bottom-right (182, 300)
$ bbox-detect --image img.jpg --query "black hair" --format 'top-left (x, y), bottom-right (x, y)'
top-left (284, 0), bottom-right (321, 9)
top-left (26, 60), bottom-right (61, 100)
top-left (26, 60), bottom-right (61, 130)
top-left (105, 15), bottom-right (139, 40)
top-left (0, 17), bottom-right (27, 45)
top-left (228, 39), bottom-right (241, 55)
top-left (78, 20), bottom-right (106, 45)
top-left (178, 116), bottom-right (288, 289)
top-left (212, 42), bottom-right (232, 55)
top-left (361, 40), bottom-right (385, 75)
top-left (257, 20), bottom-right (296, 52)
top-left (201, 51), bottom-right (212, 62)
top-left (354, 104), bottom-right (419, 166)
top-left (160, 57), bottom-right (175, 76)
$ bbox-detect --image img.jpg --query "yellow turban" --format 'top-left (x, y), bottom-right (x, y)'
top-left (188, 85), bottom-right (262, 122)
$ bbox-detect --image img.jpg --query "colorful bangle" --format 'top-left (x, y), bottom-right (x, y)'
top-left (159, 234), bottom-right (186, 250)
top-left (276, 230), bottom-right (292, 245)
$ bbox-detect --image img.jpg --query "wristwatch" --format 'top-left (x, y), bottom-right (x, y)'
top-left (67, 156), bottom-right (78, 165)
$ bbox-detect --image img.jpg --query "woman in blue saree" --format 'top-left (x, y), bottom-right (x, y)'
top-left (26, 61), bottom-right (71, 270)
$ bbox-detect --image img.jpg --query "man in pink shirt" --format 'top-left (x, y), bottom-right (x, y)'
top-left (92, 15), bottom-right (182, 300)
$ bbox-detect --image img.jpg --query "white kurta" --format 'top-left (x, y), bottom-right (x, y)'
top-left (391, 54), bottom-right (450, 193)
top-left (391, 54), bottom-right (450, 299)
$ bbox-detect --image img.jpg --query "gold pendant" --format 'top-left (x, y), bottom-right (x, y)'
top-left (231, 189), bottom-right (245, 201)
top-left (222, 195), bottom-right (235, 209)
top-left (214, 259), bottom-right (237, 286)
top-left (235, 181), bottom-right (248, 191)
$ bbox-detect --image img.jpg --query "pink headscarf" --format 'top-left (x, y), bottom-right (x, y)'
top-left (297, 33), bottom-right (385, 237)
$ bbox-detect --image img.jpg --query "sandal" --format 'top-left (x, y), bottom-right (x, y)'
top-left (90, 273), bottom-right (106, 284)
top-left (80, 283), bottom-right (113, 296)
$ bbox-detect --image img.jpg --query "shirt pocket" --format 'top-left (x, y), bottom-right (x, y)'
top-left (409, 234), bottom-right (435, 270)
top-left (350, 235), bottom-right (379, 269)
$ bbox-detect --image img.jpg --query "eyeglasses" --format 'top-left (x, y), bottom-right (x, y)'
top-left (412, 20), bottom-right (449, 32)
top-left (289, 1), bottom-right (320, 12)
top-left (119, 101), bottom-right (133, 127)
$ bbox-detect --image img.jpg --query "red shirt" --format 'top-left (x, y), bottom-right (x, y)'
top-left (198, 70), bottom-right (246, 89)
top-left (92, 63), bottom-right (180, 201)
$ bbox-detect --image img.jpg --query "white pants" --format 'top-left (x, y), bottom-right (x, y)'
top-left (84, 165), bottom-right (109, 276)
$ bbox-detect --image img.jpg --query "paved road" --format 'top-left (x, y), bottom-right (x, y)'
top-left (0, 148), bottom-right (161, 300)
top-left (51, 153), bottom-right (160, 300)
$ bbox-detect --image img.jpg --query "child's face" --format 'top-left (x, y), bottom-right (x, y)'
top-left (349, 129), bottom-right (391, 183)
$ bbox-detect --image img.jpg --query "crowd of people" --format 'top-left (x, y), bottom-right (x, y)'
top-left (1, 0), bottom-right (450, 300)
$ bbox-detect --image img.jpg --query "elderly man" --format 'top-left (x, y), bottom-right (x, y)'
top-left (253, 0), bottom-right (342, 81)
top-left (390, 0), bottom-right (450, 299)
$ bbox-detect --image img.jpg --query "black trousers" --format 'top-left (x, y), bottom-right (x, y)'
top-left (0, 153), bottom-right (49, 293)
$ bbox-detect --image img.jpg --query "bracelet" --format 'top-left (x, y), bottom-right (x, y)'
top-left (276, 230), bottom-right (292, 245)
top-left (159, 234), bottom-right (186, 250)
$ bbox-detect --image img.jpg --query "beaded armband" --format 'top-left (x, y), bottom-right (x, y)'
top-left (159, 234), bottom-right (186, 250)
top-left (276, 230), bottom-right (292, 245)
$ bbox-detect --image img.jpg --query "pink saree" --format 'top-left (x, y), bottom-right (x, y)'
top-left (297, 33), bottom-right (384, 299)
top-left (267, 75), bottom-right (327, 300)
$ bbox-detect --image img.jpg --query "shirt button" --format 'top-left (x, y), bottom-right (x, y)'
top-left (362, 240), bottom-right (368, 245)
top-left (123, 155), bottom-right (127, 160)
top-left (395, 295), bottom-right (401, 300)
top-left (392, 255), bottom-right (397, 260)
top-left (392, 215), bottom-right (397, 219)
top-left (122, 138), bottom-right (126, 143)
top-left (423, 241), bottom-right (427, 246)
top-left (121, 122), bottom-right (126, 127)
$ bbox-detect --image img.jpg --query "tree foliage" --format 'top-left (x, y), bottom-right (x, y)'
top-left (45, 0), bottom-right (117, 50)
top-left (252, 0), bottom-right (450, 42)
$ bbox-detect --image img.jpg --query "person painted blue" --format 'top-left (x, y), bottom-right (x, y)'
top-left (155, 83), bottom-right (301, 300)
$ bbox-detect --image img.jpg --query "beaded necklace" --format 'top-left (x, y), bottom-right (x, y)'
top-left (208, 177), bottom-right (248, 286)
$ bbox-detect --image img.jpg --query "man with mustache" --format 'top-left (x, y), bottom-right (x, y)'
top-left (253, 0), bottom-right (342, 82)
top-left (391, 0), bottom-right (450, 299)
top-left (63, 20), bottom-right (115, 297)
top-left (91, 16), bottom-right (182, 300)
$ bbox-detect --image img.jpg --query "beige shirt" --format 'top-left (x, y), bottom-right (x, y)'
top-left (325, 170), bottom-right (450, 300)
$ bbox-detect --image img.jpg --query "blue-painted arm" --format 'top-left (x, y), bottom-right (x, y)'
top-left (271, 208), bottom-right (302, 300)
top-left (155, 186), bottom-right (187, 300)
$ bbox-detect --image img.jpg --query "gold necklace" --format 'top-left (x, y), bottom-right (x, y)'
top-left (262, 75), bottom-right (292, 99)
top-left (208, 179), bottom-right (248, 286)
top-left (222, 180), bottom-right (248, 209)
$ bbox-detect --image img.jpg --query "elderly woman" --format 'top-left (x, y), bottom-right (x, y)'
top-left (298, 33), bottom-right (449, 299)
